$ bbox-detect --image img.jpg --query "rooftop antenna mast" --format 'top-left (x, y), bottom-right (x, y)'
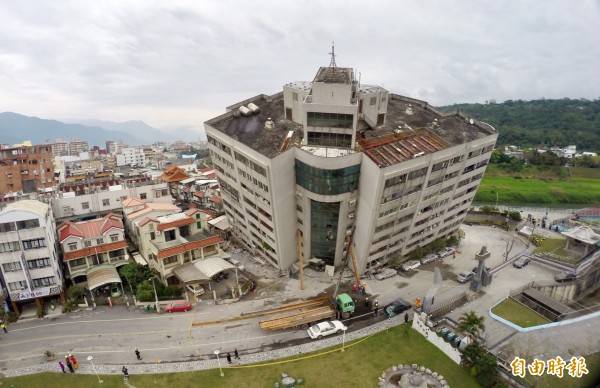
top-left (328, 41), bottom-right (337, 68)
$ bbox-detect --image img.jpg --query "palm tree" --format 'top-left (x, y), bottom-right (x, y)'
top-left (458, 311), bottom-right (485, 340)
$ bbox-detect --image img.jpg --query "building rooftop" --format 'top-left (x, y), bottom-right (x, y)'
top-left (313, 66), bottom-right (353, 84)
top-left (207, 92), bottom-right (495, 164)
top-left (58, 213), bottom-right (124, 242)
top-left (206, 93), bottom-right (303, 159)
top-left (2, 200), bottom-right (49, 217)
top-left (357, 94), bottom-right (496, 167)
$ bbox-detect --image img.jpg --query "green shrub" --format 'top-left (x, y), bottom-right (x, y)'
top-left (67, 285), bottom-right (85, 302)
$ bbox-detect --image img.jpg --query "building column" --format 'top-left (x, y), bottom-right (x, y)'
top-left (200, 247), bottom-right (205, 260)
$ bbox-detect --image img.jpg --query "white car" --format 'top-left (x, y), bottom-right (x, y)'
top-left (438, 247), bottom-right (456, 258)
top-left (420, 253), bottom-right (439, 265)
top-left (401, 260), bottom-right (421, 272)
top-left (374, 268), bottom-right (397, 280)
top-left (307, 320), bottom-right (347, 339)
top-left (227, 258), bottom-right (246, 272)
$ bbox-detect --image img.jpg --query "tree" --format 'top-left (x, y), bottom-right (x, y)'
top-left (119, 263), bottom-right (154, 290)
top-left (458, 311), bottom-right (486, 340)
top-left (461, 342), bottom-right (501, 388)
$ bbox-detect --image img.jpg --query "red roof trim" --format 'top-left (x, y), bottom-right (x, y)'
top-left (63, 240), bottom-right (128, 261)
top-left (157, 235), bottom-right (223, 259)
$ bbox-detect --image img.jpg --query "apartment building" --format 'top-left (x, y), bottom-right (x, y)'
top-left (57, 213), bottom-right (129, 286)
top-left (205, 61), bottom-right (497, 273)
top-left (0, 200), bottom-right (63, 313)
top-left (50, 142), bottom-right (69, 157)
top-left (52, 179), bottom-right (171, 219)
top-left (116, 147), bottom-right (146, 167)
top-left (0, 144), bottom-right (54, 194)
top-left (123, 199), bottom-right (223, 285)
top-left (68, 140), bottom-right (89, 156)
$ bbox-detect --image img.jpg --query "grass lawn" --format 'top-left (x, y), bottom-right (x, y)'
top-left (526, 352), bottom-right (600, 388)
top-left (475, 166), bottom-right (600, 205)
top-left (491, 298), bottom-right (551, 328)
top-left (533, 237), bottom-right (579, 263)
top-left (4, 325), bottom-right (479, 388)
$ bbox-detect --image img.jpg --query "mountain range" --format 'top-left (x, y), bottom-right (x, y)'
top-left (0, 112), bottom-right (202, 146)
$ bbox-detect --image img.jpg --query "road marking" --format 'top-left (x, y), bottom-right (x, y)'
top-left (0, 331), bottom-right (299, 362)
top-left (9, 312), bottom-right (212, 333)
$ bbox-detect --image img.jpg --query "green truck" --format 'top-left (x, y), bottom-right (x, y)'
top-left (336, 293), bottom-right (355, 318)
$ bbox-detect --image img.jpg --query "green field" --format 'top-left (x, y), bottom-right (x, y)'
top-left (491, 298), bottom-right (551, 328)
top-left (475, 166), bottom-right (600, 205)
top-left (4, 325), bottom-right (479, 388)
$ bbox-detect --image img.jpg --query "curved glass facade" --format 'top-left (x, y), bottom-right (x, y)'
top-left (295, 160), bottom-right (360, 195)
top-left (311, 200), bottom-right (339, 265)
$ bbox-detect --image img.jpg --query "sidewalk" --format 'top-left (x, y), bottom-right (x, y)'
top-left (3, 313), bottom-right (405, 378)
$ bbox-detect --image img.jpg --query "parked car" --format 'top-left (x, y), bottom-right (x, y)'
top-left (374, 267), bottom-right (397, 280)
top-left (384, 299), bottom-right (411, 318)
top-left (186, 284), bottom-right (206, 297)
top-left (457, 271), bottom-right (474, 283)
top-left (513, 257), bottom-right (530, 269)
top-left (420, 253), bottom-right (439, 265)
top-left (307, 320), bottom-right (347, 339)
top-left (164, 300), bottom-right (193, 313)
top-left (555, 271), bottom-right (577, 283)
top-left (451, 335), bottom-right (465, 348)
top-left (401, 260), bottom-right (421, 272)
top-left (444, 331), bottom-right (457, 342)
top-left (438, 247), bottom-right (456, 258)
top-left (438, 327), bottom-right (451, 338)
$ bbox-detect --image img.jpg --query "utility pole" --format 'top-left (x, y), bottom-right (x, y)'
top-left (151, 277), bottom-right (159, 312)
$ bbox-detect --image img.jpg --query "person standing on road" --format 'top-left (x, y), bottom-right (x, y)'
top-left (0, 321), bottom-right (7, 333)
top-left (65, 356), bottom-right (75, 373)
top-left (58, 361), bottom-right (66, 373)
top-left (234, 349), bottom-right (240, 360)
top-left (135, 349), bottom-right (142, 360)
top-left (226, 352), bottom-right (232, 364)
top-left (404, 312), bottom-right (409, 324)
top-left (122, 366), bottom-right (129, 380)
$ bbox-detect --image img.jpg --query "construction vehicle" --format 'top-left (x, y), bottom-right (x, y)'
top-left (259, 293), bottom-right (355, 331)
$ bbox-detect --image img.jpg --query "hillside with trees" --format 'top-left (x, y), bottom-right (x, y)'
top-left (438, 99), bottom-right (600, 151)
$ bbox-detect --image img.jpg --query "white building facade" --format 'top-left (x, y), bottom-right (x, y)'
top-left (116, 147), bottom-right (146, 167)
top-left (205, 63), bottom-right (497, 273)
top-left (0, 200), bottom-right (63, 312)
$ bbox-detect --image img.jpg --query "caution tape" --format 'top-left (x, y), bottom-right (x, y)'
top-left (228, 331), bottom-right (379, 369)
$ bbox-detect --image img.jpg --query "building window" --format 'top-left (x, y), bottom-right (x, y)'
top-left (23, 238), bottom-right (46, 250)
top-left (140, 193), bottom-right (147, 200)
top-left (163, 255), bottom-right (179, 265)
top-left (196, 222), bottom-right (202, 229)
top-left (27, 258), bottom-right (51, 269)
top-left (307, 132), bottom-right (352, 148)
top-left (2, 261), bottom-right (22, 272)
top-left (96, 238), bottom-right (104, 244)
top-left (370, 96), bottom-right (377, 105)
top-left (16, 219), bottom-right (40, 230)
top-left (110, 234), bottom-right (119, 242)
top-left (82, 202), bottom-right (90, 209)
top-left (164, 230), bottom-right (176, 242)
top-left (32, 276), bottom-right (55, 288)
top-left (102, 199), bottom-right (110, 206)
top-left (310, 200), bottom-right (340, 266)
top-left (84, 240), bottom-right (92, 247)
top-left (0, 222), bottom-right (16, 233)
top-left (8, 281), bottom-right (27, 291)
top-left (295, 160), bottom-right (360, 195)
top-left (70, 257), bottom-right (87, 268)
top-left (68, 242), bottom-right (78, 251)
top-left (150, 232), bottom-right (156, 240)
top-left (161, 189), bottom-right (169, 196)
top-left (0, 241), bottom-right (20, 253)
top-left (306, 112), bottom-right (353, 128)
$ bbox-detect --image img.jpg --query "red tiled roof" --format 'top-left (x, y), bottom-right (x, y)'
top-left (63, 240), bottom-right (128, 261)
top-left (193, 191), bottom-right (205, 198)
top-left (210, 195), bottom-right (222, 204)
top-left (122, 197), bottom-right (145, 208)
top-left (157, 235), bottom-right (223, 259)
top-left (161, 166), bottom-right (189, 183)
top-left (58, 213), bottom-right (124, 242)
top-left (157, 217), bottom-right (194, 231)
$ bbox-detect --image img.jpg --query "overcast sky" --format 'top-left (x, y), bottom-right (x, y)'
top-left (1, 1), bottom-right (599, 134)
